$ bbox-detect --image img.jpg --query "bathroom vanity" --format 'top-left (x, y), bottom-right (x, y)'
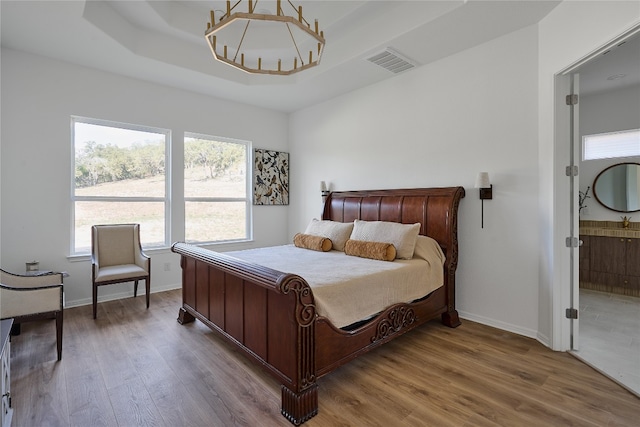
top-left (579, 162), bottom-right (640, 296)
top-left (580, 222), bottom-right (640, 296)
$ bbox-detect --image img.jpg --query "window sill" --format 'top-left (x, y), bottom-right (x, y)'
top-left (67, 240), bottom-right (255, 262)
top-left (67, 246), bottom-right (174, 262)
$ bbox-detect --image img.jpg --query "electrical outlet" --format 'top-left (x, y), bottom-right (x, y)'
top-left (164, 262), bottom-right (171, 271)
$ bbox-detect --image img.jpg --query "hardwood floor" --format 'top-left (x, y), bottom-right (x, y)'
top-left (10, 289), bottom-right (639, 426)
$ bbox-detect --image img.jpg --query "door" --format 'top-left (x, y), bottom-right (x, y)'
top-left (625, 237), bottom-right (640, 277)
top-left (568, 73), bottom-right (580, 350)
top-left (590, 236), bottom-right (627, 287)
top-left (553, 71), bottom-right (579, 351)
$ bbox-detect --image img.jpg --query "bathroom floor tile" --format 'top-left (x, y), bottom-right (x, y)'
top-left (574, 289), bottom-right (640, 396)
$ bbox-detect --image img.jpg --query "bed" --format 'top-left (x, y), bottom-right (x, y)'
top-left (171, 186), bottom-right (465, 425)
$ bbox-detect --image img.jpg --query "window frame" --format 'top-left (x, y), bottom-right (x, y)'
top-left (582, 128), bottom-right (640, 161)
top-left (70, 116), bottom-right (171, 255)
top-left (183, 132), bottom-right (253, 245)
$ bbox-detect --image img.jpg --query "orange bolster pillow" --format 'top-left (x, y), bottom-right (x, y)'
top-left (294, 233), bottom-right (332, 252)
top-left (344, 239), bottom-right (396, 261)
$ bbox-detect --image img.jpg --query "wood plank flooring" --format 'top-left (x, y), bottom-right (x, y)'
top-left (10, 289), bottom-right (639, 426)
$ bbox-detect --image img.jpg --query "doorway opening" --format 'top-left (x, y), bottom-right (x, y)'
top-left (556, 26), bottom-right (640, 397)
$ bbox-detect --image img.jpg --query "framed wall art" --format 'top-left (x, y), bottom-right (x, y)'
top-left (253, 149), bottom-right (289, 205)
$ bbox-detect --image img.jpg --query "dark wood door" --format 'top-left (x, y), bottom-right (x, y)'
top-left (625, 238), bottom-right (640, 277)
top-left (622, 238), bottom-right (640, 290)
top-left (579, 235), bottom-right (590, 282)
top-left (589, 236), bottom-right (627, 287)
top-left (590, 236), bottom-right (626, 275)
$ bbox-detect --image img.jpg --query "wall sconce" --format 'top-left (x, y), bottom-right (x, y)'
top-left (475, 172), bottom-right (493, 228)
top-left (320, 181), bottom-right (330, 202)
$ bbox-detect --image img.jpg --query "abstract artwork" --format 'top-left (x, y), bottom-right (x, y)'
top-left (254, 149), bottom-right (289, 205)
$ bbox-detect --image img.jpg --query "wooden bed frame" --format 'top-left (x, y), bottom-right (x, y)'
top-left (171, 186), bottom-right (465, 425)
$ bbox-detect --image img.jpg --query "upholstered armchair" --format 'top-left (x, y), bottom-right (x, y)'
top-left (0, 269), bottom-right (64, 360)
top-left (91, 224), bottom-right (150, 319)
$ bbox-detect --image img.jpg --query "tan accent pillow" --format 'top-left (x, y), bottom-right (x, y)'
top-left (294, 233), bottom-right (332, 252)
top-left (304, 219), bottom-right (354, 251)
top-left (350, 220), bottom-right (420, 259)
top-left (344, 239), bottom-right (396, 261)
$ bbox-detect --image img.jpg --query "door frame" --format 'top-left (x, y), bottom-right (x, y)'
top-left (552, 24), bottom-right (640, 351)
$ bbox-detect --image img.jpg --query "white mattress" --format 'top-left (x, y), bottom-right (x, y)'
top-left (225, 236), bottom-right (445, 328)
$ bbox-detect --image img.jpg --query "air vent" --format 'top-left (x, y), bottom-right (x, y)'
top-left (365, 48), bottom-right (417, 74)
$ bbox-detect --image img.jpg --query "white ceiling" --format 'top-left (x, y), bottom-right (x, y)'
top-left (573, 33), bottom-right (640, 97)
top-left (1, 1), bottom-right (637, 112)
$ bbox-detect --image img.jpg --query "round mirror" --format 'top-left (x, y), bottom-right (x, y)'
top-left (593, 162), bottom-right (640, 212)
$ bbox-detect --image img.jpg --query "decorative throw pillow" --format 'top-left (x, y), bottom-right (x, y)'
top-left (293, 233), bottom-right (332, 252)
top-left (344, 239), bottom-right (396, 261)
top-left (304, 219), bottom-right (354, 251)
top-left (350, 220), bottom-right (421, 259)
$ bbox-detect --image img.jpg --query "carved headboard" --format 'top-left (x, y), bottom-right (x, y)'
top-left (321, 186), bottom-right (465, 285)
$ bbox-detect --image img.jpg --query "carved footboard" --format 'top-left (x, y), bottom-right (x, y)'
top-left (171, 243), bottom-right (318, 425)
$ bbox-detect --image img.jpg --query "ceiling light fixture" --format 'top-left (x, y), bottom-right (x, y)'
top-left (205, 0), bottom-right (325, 76)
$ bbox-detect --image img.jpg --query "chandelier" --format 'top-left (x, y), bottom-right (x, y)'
top-left (205, 0), bottom-right (326, 76)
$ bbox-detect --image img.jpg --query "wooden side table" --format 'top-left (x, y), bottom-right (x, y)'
top-left (1, 319), bottom-right (13, 427)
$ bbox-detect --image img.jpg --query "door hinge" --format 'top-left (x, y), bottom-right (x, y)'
top-left (565, 165), bottom-right (578, 176)
top-left (566, 94), bottom-right (579, 105)
top-left (566, 308), bottom-right (578, 319)
top-left (566, 237), bottom-right (580, 248)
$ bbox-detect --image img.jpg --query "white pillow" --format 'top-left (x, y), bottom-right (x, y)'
top-left (350, 220), bottom-right (420, 259)
top-left (304, 219), bottom-right (354, 251)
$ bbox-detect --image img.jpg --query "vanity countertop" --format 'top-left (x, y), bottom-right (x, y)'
top-left (580, 220), bottom-right (640, 238)
top-left (580, 227), bottom-right (640, 238)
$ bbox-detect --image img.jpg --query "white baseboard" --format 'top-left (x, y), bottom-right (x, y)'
top-left (536, 331), bottom-right (551, 348)
top-left (64, 288), bottom-right (554, 350)
top-left (459, 310), bottom-right (539, 341)
top-left (65, 283), bottom-right (181, 308)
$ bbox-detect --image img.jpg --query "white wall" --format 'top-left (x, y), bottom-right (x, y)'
top-left (538, 1), bottom-right (640, 349)
top-left (579, 84), bottom-right (640, 220)
top-left (0, 48), bottom-right (290, 307)
top-left (3, 1), bottom-right (638, 349)
top-left (288, 1), bottom-right (640, 347)
top-left (289, 26), bottom-right (541, 338)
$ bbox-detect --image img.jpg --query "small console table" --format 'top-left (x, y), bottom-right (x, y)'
top-left (1, 318), bottom-right (13, 427)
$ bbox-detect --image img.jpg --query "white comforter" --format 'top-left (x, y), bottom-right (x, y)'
top-left (225, 236), bottom-right (445, 328)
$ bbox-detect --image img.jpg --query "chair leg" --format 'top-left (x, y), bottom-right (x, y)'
top-left (93, 282), bottom-right (98, 319)
top-left (146, 278), bottom-right (150, 309)
top-left (56, 310), bottom-right (63, 361)
top-left (134, 280), bottom-right (139, 298)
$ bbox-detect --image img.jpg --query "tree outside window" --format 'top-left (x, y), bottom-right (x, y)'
top-left (184, 133), bottom-right (251, 243)
top-left (72, 117), bottom-right (169, 253)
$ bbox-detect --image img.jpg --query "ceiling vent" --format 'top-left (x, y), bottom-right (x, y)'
top-left (365, 48), bottom-right (417, 74)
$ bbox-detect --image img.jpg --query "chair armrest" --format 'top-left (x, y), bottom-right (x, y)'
top-left (0, 283), bottom-right (63, 318)
top-left (0, 271), bottom-right (63, 288)
top-left (135, 249), bottom-right (150, 271)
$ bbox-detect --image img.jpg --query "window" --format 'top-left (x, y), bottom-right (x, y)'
top-left (72, 117), bottom-right (169, 254)
top-left (583, 128), bottom-right (640, 160)
top-left (184, 133), bottom-right (251, 243)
